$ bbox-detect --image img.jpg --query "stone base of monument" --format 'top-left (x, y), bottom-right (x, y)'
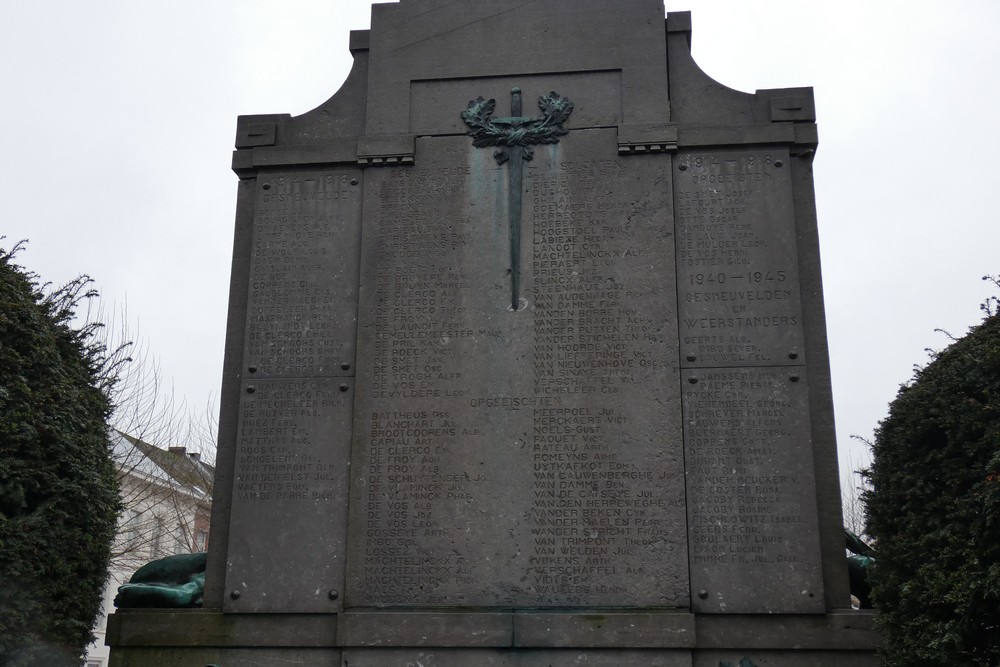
top-left (107, 609), bottom-right (878, 666)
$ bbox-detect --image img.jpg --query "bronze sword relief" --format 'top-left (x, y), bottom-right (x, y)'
top-left (461, 88), bottom-right (574, 311)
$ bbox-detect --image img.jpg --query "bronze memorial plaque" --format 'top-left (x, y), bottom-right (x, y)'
top-left (226, 378), bottom-right (352, 612)
top-left (242, 169), bottom-right (362, 377)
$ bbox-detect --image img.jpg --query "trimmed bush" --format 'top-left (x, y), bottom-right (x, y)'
top-left (0, 245), bottom-right (121, 666)
top-left (865, 288), bottom-right (1000, 666)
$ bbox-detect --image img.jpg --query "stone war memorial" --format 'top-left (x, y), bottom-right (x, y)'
top-left (107, 1), bottom-right (880, 665)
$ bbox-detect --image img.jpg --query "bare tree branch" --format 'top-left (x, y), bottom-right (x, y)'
top-left (81, 301), bottom-right (217, 574)
top-left (842, 438), bottom-right (873, 544)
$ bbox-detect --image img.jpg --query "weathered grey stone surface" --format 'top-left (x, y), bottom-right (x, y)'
top-left (223, 167), bottom-right (363, 612)
top-left (109, 648), bottom-right (341, 667)
top-left (347, 130), bottom-right (686, 608)
top-left (109, 0), bottom-right (877, 663)
top-left (106, 608), bottom-right (880, 663)
top-left (692, 652), bottom-right (879, 667)
top-left (683, 367), bottom-right (824, 613)
top-left (675, 148), bottom-right (805, 368)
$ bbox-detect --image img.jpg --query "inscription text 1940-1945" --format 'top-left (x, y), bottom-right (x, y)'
top-left (675, 151), bottom-right (804, 368)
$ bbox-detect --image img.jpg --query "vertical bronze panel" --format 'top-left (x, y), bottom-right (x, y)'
top-left (225, 378), bottom-right (352, 612)
top-left (675, 147), bottom-right (824, 613)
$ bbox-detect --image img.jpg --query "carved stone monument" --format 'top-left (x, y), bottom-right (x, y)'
top-left (108, 1), bottom-right (879, 665)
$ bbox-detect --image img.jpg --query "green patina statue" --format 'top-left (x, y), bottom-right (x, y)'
top-left (846, 529), bottom-right (876, 609)
top-left (114, 552), bottom-right (207, 609)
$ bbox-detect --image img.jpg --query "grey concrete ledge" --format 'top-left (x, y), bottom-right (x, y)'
top-left (696, 610), bottom-right (879, 650)
top-left (108, 610), bottom-right (878, 651)
top-left (339, 611), bottom-right (512, 647)
top-left (107, 610), bottom-right (338, 648)
top-left (514, 612), bottom-right (696, 648)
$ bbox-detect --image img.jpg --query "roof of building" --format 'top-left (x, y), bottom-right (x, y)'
top-left (111, 430), bottom-right (214, 500)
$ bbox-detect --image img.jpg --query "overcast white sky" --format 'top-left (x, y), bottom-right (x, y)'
top-left (4, 1), bottom-right (998, 488)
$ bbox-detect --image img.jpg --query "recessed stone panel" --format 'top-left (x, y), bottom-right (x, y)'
top-left (225, 377), bottom-right (352, 612)
top-left (346, 127), bottom-right (686, 608)
top-left (243, 169), bottom-right (362, 377)
top-left (410, 71), bottom-right (623, 136)
top-left (675, 149), bottom-right (804, 368)
top-left (682, 367), bottom-right (824, 613)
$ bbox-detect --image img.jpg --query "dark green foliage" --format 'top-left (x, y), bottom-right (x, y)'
top-left (0, 244), bottom-right (122, 666)
top-left (865, 285), bottom-right (1000, 666)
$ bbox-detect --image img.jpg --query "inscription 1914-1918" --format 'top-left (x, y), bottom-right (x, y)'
top-left (243, 171), bottom-right (361, 376)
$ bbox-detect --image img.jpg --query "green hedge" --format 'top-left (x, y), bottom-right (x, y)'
top-left (866, 298), bottom-right (1000, 665)
top-left (0, 245), bottom-right (121, 666)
